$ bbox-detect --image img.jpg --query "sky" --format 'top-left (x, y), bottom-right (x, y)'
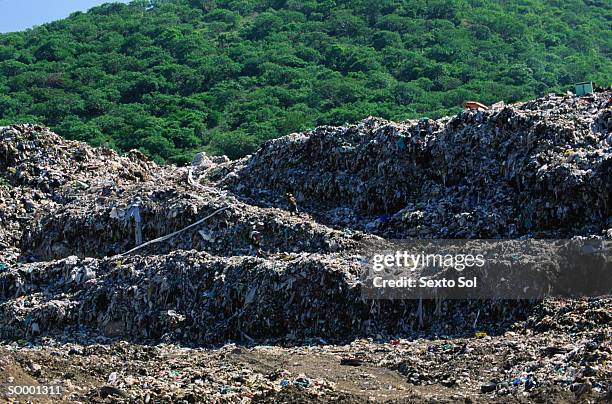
top-left (0, 0), bottom-right (131, 33)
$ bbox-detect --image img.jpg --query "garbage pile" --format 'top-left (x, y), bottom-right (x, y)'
top-left (0, 124), bottom-right (156, 263)
top-left (21, 193), bottom-right (356, 261)
top-left (210, 91), bottom-right (612, 238)
top-left (0, 91), bottom-right (610, 401)
top-left (0, 124), bottom-right (358, 263)
top-left (1, 250), bottom-right (549, 344)
top-left (0, 92), bottom-right (610, 342)
top-left (390, 299), bottom-right (611, 400)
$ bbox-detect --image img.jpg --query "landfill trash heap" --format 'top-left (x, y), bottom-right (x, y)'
top-left (211, 91), bottom-right (612, 239)
top-left (0, 91), bottom-right (610, 401)
top-left (1, 90), bottom-right (611, 340)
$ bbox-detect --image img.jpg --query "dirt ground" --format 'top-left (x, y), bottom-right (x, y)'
top-left (1, 328), bottom-right (609, 403)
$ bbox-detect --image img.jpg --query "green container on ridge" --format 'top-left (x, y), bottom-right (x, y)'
top-left (575, 82), bottom-right (594, 96)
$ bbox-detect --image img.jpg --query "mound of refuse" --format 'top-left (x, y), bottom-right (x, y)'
top-left (0, 90), bottom-right (611, 348)
top-left (0, 125), bottom-right (359, 264)
top-left (3, 250), bottom-right (555, 344)
top-left (208, 91), bottom-right (612, 238)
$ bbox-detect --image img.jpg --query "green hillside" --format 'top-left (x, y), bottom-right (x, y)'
top-left (0, 0), bottom-right (610, 163)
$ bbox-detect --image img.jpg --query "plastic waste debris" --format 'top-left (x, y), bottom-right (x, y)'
top-left (0, 91), bottom-right (610, 402)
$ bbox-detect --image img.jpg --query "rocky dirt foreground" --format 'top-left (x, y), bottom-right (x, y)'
top-left (0, 91), bottom-right (611, 402)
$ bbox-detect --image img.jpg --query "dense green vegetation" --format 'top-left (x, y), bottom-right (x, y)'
top-left (0, 0), bottom-right (610, 163)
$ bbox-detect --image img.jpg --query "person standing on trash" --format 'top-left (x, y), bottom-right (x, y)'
top-left (286, 192), bottom-right (298, 216)
top-left (250, 229), bottom-right (263, 257)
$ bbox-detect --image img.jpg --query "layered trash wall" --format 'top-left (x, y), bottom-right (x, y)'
top-left (216, 92), bottom-right (612, 238)
top-left (0, 90), bottom-right (610, 345)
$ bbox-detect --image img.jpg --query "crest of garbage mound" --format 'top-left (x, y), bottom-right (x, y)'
top-left (208, 90), bottom-right (612, 239)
